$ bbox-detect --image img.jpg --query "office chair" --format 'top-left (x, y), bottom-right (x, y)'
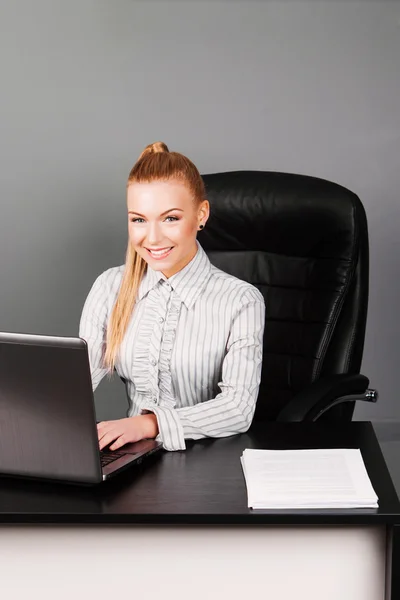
top-left (199, 171), bottom-right (377, 423)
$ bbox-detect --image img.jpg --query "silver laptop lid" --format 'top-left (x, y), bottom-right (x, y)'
top-left (0, 331), bottom-right (102, 484)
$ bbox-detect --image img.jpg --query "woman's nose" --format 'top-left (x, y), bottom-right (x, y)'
top-left (146, 222), bottom-right (163, 245)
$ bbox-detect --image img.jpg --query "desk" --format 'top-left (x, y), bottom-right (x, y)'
top-left (0, 422), bottom-right (399, 600)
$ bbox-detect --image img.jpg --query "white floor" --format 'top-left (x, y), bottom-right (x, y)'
top-left (0, 526), bottom-right (387, 600)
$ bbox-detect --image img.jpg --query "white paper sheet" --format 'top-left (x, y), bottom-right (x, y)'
top-left (240, 448), bottom-right (379, 509)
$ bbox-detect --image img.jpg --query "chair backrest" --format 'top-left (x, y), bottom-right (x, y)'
top-left (200, 171), bottom-right (369, 422)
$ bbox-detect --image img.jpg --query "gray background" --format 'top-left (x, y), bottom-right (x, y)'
top-left (0, 0), bottom-right (399, 424)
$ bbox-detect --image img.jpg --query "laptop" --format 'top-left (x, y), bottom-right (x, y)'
top-left (0, 331), bottom-right (163, 485)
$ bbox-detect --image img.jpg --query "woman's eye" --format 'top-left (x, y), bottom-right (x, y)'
top-left (130, 216), bottom-right (179, 223)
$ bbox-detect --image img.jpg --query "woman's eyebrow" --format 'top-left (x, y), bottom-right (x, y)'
top-left (128, 208), bottom-right (184, 217)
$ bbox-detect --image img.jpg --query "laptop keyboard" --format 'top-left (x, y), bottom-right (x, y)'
top-left (100, 449), bottom-right (128, 467)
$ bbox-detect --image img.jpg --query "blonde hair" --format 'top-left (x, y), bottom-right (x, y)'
top-left (103, 141), bottom-right (205, 374)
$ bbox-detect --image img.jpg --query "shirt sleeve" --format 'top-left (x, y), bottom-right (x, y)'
top-left (143, 291), bottom-right (265, 451)
top-left (78, 271), bottom-right (110, 392)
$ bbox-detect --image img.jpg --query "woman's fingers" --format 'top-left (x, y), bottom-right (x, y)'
top-left (99, 429), bottom-right (120, 451)
top-left (109, 435), bottom-right (127, 451)
top-left (97, 418), bottom-right (143, 451)
top-left (97, 421), bottom-right (120, 450)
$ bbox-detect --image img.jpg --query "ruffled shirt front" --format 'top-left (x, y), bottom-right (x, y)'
top-left (79, 241), bottom-right (265, 450)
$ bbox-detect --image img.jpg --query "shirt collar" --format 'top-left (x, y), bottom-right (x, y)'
top-left (137, 240), bottom-right (212, 309)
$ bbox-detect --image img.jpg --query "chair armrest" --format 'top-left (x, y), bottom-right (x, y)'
top-left (276, 374), bottom-right (378, 422)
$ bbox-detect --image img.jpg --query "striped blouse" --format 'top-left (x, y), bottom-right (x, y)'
top-left (79, 240), bottom-right (266, 451)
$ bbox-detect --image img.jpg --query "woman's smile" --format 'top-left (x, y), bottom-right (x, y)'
top-left (145, 247), bottom-right (174, 260)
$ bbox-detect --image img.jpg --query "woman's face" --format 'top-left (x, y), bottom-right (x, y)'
top-left (127, 179), bottom-right (209, 278)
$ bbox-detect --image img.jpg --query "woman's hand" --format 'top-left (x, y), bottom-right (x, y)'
top-left (97, 414), bottom-right (159, 451)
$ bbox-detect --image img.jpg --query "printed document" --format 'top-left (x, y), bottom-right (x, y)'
top-left (240, 448), bottom-right (379, 509)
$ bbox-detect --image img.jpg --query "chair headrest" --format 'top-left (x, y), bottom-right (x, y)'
top-left (200, 170), bottom-right (364, 261)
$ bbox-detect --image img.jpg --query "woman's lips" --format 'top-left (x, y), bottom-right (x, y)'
top-left (146, 247), bottom-right (174, 260)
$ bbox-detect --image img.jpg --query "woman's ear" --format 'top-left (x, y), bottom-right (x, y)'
top-left (198, 199), bottom-right (210, 224)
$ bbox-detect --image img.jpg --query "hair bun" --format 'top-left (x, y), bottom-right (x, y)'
top-left (138, 141), bottom-right (169, 160)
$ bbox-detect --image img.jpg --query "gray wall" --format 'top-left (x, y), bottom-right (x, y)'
top-left (0, 0), bottom-right (399, 422)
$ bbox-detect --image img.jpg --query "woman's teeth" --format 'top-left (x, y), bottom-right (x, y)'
top-left (147, 247), bottom-right (172, 257)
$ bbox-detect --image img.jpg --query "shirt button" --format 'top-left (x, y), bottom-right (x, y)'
top-left (158, 317), bottom-right (164, 323)
top-left (150, 359), bottom-right (157, 366)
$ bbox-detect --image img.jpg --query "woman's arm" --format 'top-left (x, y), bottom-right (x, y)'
top-left (145, 293), bottom-right (266, 451)
top-left (79, 271), bottom-right (110, 391)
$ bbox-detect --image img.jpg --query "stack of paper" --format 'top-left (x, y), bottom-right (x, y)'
top-left (240, 448), bottom-right (379, 509)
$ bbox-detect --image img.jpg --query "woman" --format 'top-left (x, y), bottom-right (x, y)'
top-left (79, 142), bottom-right (265, 452)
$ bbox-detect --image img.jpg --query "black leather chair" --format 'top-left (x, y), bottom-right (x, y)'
top-left (199, 170), bottom-right (377, 423)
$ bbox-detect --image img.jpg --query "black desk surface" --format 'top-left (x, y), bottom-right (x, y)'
top-left (0, 422), bottom-right (399, 524)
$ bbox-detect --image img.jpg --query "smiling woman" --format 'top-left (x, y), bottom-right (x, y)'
top-left (79, 142), bottom-right (265, 452)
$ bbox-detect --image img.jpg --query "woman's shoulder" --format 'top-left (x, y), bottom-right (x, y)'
top-left (209, 264), bottom-right (265, 306)
top-left (88, 264), bottom-right (125, 295)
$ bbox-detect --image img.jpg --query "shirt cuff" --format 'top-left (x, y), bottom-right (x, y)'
top-left (141, 405), bottom-right (186, 451)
